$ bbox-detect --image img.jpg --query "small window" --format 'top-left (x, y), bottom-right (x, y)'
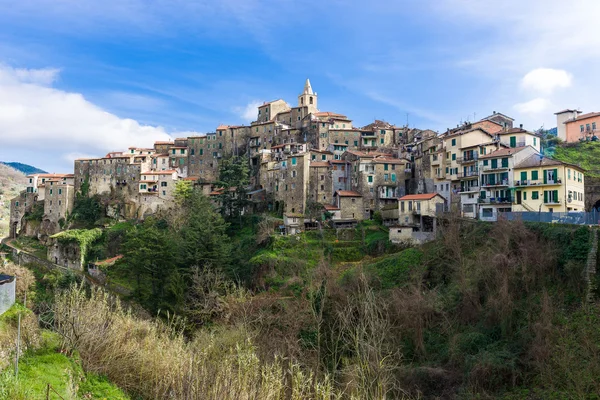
top-left (452, 138), bottom-right (456, 146)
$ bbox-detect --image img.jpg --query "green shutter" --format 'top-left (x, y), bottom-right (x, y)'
top-left (543, 170), bottom-right (547, 184)
top-left (553, 190), bottom-right (558, 203)
top-left (501, 158), bottom-right (508, 168)
top-left (483, 160), bottom-right (488, 166)
top-left (510, 136), bottom-right (516, 147)
top-left (520, 171), bottom-right (527, 182)
top-left (480, 191), bottom-right (486, 199)
top-left (491, 159), bottom-right (498, 169)
top-left (531, 170), bottom-right (538, 181)
top-left (523, 191), bottom-right (527, 200)
top-left (452, 153), bottom-right (456, 161)
top-left (553, 169), bottom-right (558, 182)
top-left (544, 191), bottom-right (548, 203)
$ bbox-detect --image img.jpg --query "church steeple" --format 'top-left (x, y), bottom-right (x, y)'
top-left (303, 78), bottom-right (313, 95)
top-left (298, 78), bottom-right (317, 111)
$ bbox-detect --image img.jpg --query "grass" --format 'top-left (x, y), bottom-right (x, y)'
top-left (552, 141), bottom-right (600, 177)
top-left (12, 236), bottom-right (48, 260)
top-left (0, 310), bottom-right (129, 400)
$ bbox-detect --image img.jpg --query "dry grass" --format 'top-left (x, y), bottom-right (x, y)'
top-left (53, 285), bottom-right (381, 400)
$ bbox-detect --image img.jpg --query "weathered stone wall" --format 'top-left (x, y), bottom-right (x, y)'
top-left (585, 176), bottom-right (600, 211)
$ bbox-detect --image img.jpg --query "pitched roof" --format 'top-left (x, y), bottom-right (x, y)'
top-left (398, 193), bottom-right (444, 201)
top-left (513, 154), bottom-right (583, 170)
top-left (345, 150), bottom-right (393, 158)
top-left (478, 146), bottom-right (529, 159)
top-left (564, 112), bottom-right (600, 123)
top-left (362, 119), bottom-right (394, 130)
top-left (324, 204), bottom-right (340, 211)
top-left (496, 127), bottom-right (536, 135)
top-left (336, 190), bottom-right (363, 197)
top-left (313, 111), bottom-right (348, 119)
top-left (371, 157), bottom-right (406, 165)
top-left (216, 125), bottom-right (230, 130)
top-left (554, 109), bottom-right (581, 115)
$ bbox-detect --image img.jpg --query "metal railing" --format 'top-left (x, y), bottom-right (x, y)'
top-left (500, 211), bottom-right (600, 225)
top-left (457, 154), bottom-right (478, 163)
top-left (514, 179), bottom-right (562, 186)
top-left (478, 196), bottom-right (514, 204)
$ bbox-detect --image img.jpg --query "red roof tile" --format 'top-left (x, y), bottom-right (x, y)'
top-left (336, 190), bottom-right (362, 197)
top-left (478, 146), bottom-right (529, 159)
top-left (398, 193), bottom-right (443, 201)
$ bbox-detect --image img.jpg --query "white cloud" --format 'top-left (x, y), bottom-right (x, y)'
top-left (521, 68), bottom-right (572, 95)
top-left (234, 100), bottom-right (261, 122)
top-left (0, 64), bottom-right (173, 170)
top-left (514, 98), bottom-right (551, 115)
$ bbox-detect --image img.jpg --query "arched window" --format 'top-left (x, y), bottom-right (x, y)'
top-left (310, 96), bottom-right (313, 105)
top-left (301, 98), bottom-right (304, 105)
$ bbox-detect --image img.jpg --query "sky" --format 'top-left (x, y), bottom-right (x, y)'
top-left (0, 0), bottom-right (599, 172)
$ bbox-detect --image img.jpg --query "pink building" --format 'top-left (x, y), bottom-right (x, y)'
top-left (555, 109), bottom-right (600, 142)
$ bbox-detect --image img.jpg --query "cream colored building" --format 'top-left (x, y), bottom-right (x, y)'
top-left (512, 155), bottom-right (585, 213)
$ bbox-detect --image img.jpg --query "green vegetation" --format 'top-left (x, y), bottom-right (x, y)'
top-left (51, 228), bottom-right (103, 266)
top-left (552, 141), bottom-right (600, 177)
top-left (0, 161), bottom-right (46, 175)
top-left (22, 202), bottom-right (44, 222)
top-left (215, 155), bottom-right (251, 225)
top-left (12, 236), bottom-right (48, 260)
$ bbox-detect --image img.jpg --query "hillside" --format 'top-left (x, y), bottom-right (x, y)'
top-left (0, 164), bottom-right (27, 238)
top-left (549, 141), bottom-right (600, 177)
top-left (0, 162), bottom-right (46, 175)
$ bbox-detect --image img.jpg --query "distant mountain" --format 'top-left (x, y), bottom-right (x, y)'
top-left (0, 162), bottom-right (47, 175)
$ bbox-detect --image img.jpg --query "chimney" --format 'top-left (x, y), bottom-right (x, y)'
top-left (493, 111), bottom-right (496, 114)
top-left (520, 124), bottom-right (523, 129)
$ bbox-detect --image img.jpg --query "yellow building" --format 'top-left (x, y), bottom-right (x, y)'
top-left (512, 154), bottom-right (585, 212)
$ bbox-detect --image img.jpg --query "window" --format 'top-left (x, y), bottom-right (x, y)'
top-left (15, 201), bottom-right (19, 207)
top-left (180, 149), bottom-right (185, 154)
top-left (452, 153), bottom-right (456, 161)
top-left (161, 182), bottom-right (167, 187)
top-left (520, 171), bottom-right (527, 182)
top-left (291, 157), bottom-right (297, 166)
top-left (58, 189), bottom-right (62, 195)
top-left (50, 189), bottom-right (53, 195)
top-left (594, 122), bottom-right (597, 130)
top-left (384, 164), bottom-right (389, 171)
top-left (351, 198), bottom-right (355, 203)
top-left (523, 191), bottom-right (527, 200)
top-left (451, 138), bottom-right (456, 146)
top-left (581, 125), bottom-right (585, 132)
top-left (532, 191), bottom-right (539, 200)
top-left (163, 191), bottom-right (166, 196)
top-left (568, 169), bottom-right (571, 179)
top-left (587, 124), bottom-right (591, 131)
top-left (320, 185), bottom-right (324, 190)
top-left (483, 160), bottom-right (488, 166)
top-left (141, 184), bottom-right (147, 190)
top-left (384, 174), bottom-right (389, 181)
top-left (408, 201), bottom-right (413, 211)
top-left (320, 175), bottom-right (324, 181)
top-left (482, 208), bottom-right (493, 217)
top-left (391, 173), bottom-right (396, 182)
top-left (531, 170), bottom-right (538, 181)
top-left (368, 176), bottom-right (373, 183)
top-left (401, 202), bottom-right (405, 212)
top-left (533, 137), bottom-right (537, 146)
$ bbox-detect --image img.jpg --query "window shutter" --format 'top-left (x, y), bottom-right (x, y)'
top-left (553, 190), bottom-right (558, 203)
top-left (520, 171), bottom-right (527, 182)
top-left (543, 170), bottom-right (547, 184)
top-left (480, 191), bottom-right (486, 199)
top-left (544, 191), bottom-right (548, 203)
top-left (532, 170), bottom-right (538, 181)
top-left (553, 169), bottom-right (558, 182)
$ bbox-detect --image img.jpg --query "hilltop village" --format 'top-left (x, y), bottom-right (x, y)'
top-left (9, 80), bottom-right (589, 246)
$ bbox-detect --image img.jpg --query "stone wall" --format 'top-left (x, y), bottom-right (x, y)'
top-left (585, 176), bottom-right (600, 211)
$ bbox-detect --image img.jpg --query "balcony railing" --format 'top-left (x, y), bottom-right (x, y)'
top-left (482, 164), bottom-right (509, 171)
top-left (457, 169), bottom-right (479, 178)
top-left (457, 186), bottom-right (480, 193)
top-left (478, 196), bottom-right (514, 204)
top-left (481, 180), bottom-right (509, 187)
top-left (514, 179), bottom-right (562, 187)
top-left (457, 154), bottom-right (479, 163)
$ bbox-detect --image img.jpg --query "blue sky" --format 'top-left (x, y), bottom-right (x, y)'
top-left (0, 0), bottom-right (599, 172)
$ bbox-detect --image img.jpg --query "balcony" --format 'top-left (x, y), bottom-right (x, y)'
top-left (361, 131), bottom-right (376, 137)
top-left (379, 187), bottom-right (399, 199)
top-left (457, 154), bottom-right (479, 164)
top-left (458, 186), bottom-right (480, 193)
top-left (544, 198), bottom-right (561, 205)
top-left (482, 164), bottom-right (509, 172)
top-left (435, 172), bottom-right (446, 179)
top-left (445, 158), bottom-right (452, 165)
top-left (457, 169), bottom-right (479, 179)
top-left (481, 180), bottom-right (509, 187)
top-left (514, 179), bottom-right (562, 187)
top-left (478, 196), bottom-right (514, 204)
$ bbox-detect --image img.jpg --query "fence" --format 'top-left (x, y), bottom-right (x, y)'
top-left (0, 275), bottom-right (16, 316)
top-left (499, 211), bottom-right (600, 225)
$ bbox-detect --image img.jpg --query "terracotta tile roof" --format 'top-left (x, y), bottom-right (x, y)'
top-left (336, 190), bottom-right (363, 197)
top-left (324, 204), bottom-right (340, 210)
top-left (330, 160), bottom-right (349, 164)
top-left (345, 150), bottom-right (393, 158)
top-left (565, 112), bottom-right (600, 123)
top-left (371, 157), bottom-right (406, 165)
top-left (216, 125), bottom-right (229, 130)
top-left (496, 127), bottom-right (534, 135)
top-left (310, 162), bottom-right (330, 168)
top-left (478, 146), bottom-right (529, 159)
top-left (313, 111), bottom-right (348, 118)
top-left (514, 154), bottom-right (583, 170)
top-left (154, 141), bottom-right (174, 145)
top-left (362, 119), bottom-right (394, 130)
top-left (398, 193), bottom-right (444, 201)
top-left (94, 255), bottom-right (123, 266)
top-left (311, 149), bottom-right (332, 154)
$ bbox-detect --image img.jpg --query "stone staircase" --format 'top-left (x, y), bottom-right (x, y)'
top-left (585, 228), bottom-right (598, 304)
